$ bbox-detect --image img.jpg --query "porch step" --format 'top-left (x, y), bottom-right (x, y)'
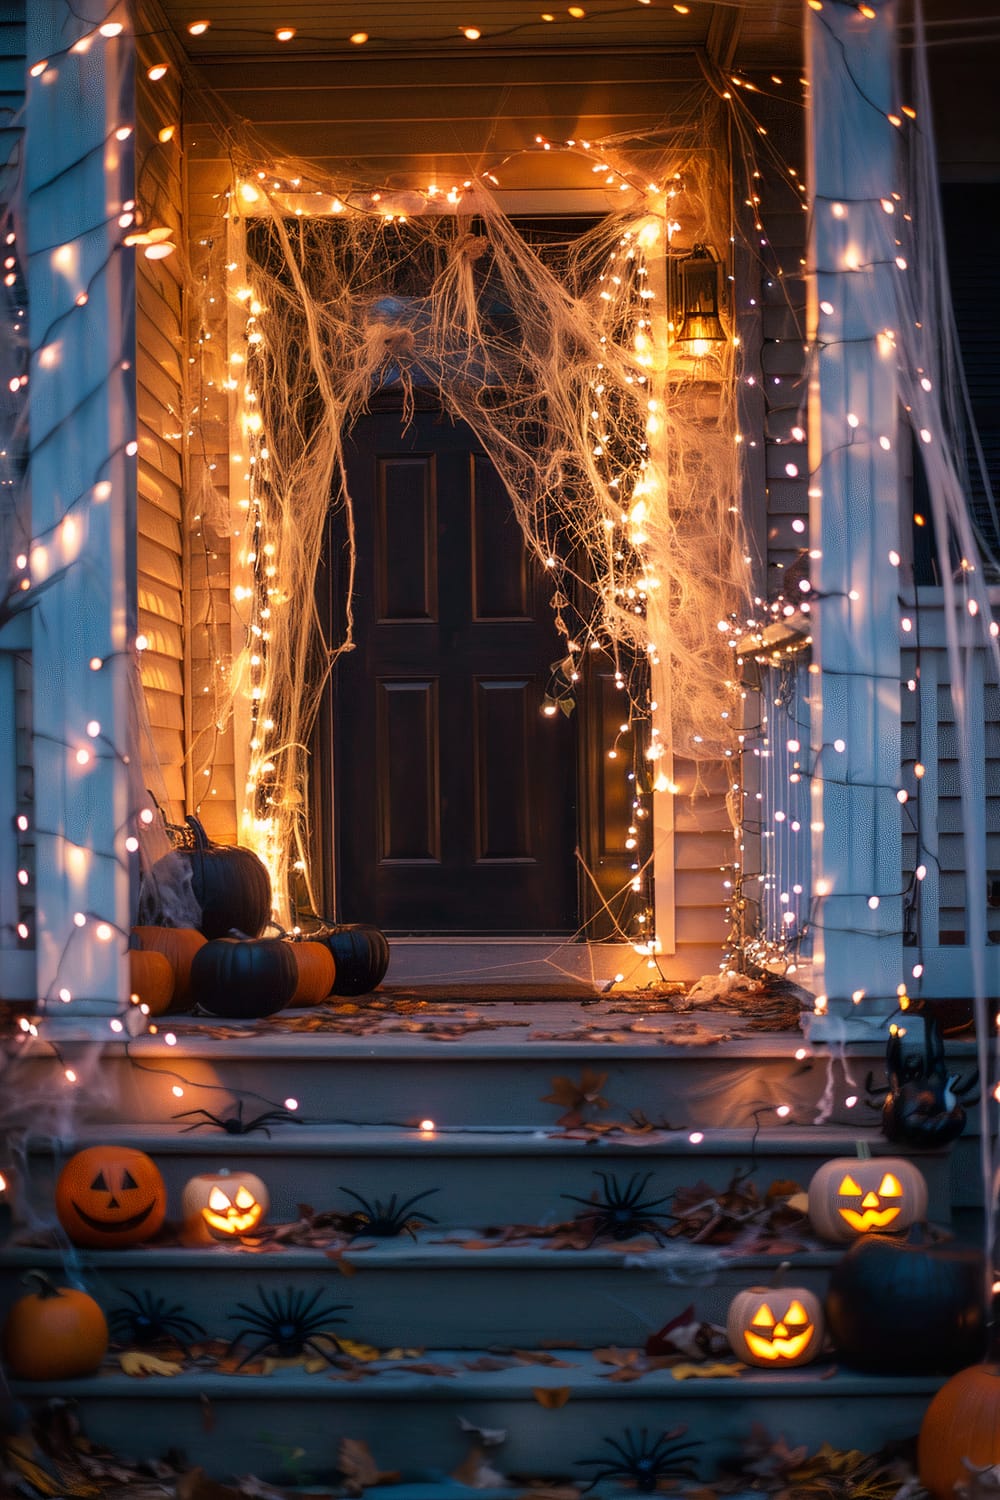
top-left (0, 1240), bottom-right (851, 1347)
top-left (7, 1356), bottom-right (946, 1485)
top-left (19, 1021), bottom-right (896, 1130)
top-left (21, 1121), bottom-right (956, 1228)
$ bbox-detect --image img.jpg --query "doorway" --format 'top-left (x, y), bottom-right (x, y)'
top-left (329, 406), bottom-right (579, 935)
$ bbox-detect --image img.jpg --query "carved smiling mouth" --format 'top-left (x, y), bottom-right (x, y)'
top-left (744, 1328), bottom-right (815, 1362)
top-left (838, 1206), bottom-right (901, 1232)
top-left (71, 1200), bottom-right (156, 1234)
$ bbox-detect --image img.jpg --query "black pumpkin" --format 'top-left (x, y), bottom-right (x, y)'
top-left (189, 936), bottom-right (298, 1018)
top-left (314, 923), bottom-right (390, 996)
top-left (141, 817), bottom-right (272, 940)
top-left (825, 1226), bottom-right (986, 1374)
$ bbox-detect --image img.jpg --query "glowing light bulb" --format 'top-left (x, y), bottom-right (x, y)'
top-left (187, 19), bottom-right (210, 33)
top-left (147, 63), bottom-right (168, 80)
top-left (350, 31), bottom-right (369, 42)
top-left (275, 27), bottom-right (296, 40)
top-left (688, 1131), bottom-right (704, 1144)
top-left (462, 26), bottom-right (481, 38)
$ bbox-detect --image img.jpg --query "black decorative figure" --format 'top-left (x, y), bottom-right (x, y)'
top-left (108, 1290), bottom-right (206, 1352)
top-left (867, 1012), bottom-right (977, 1147)
top-left (337, 1186), bottom-right (440, 1239)
top-left (574, 1426), bottom-right (700, 1493)
top-left (562, 1171), bottom-right (674, 1245)
top-left (173, 1099), bottom-right (301, 1137)
top-left (225, 1286), bottom-right (350, 1369)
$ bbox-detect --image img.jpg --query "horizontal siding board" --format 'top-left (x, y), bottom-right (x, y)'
top-left (138, 460), bottom-right (183, 523)
top-left (137, 417), bottom-right (183, 486)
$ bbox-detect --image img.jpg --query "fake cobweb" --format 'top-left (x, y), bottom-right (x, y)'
top-left (181, 90), bottom-right (752, 924)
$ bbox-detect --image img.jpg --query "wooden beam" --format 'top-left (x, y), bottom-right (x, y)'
top-left (706, 6), bottom-right (745, 71)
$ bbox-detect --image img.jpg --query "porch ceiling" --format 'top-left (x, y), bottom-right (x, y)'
top-left (155, 0), bottom-right (802, 67)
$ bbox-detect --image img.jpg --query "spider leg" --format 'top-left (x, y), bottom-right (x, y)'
top-left (228, 1335), bottom-right (278, 1370)
top-left (394, 1188), bottom-right (440, 1220)
top-left (339, 1186), bottom-right (376, 1216)
top-left (302, 1334), bottom-right (342, 1365)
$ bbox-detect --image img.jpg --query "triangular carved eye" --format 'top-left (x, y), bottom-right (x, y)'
top-left (208, 1186), bottom-right (233, 1211)
top-left (234, 1186), bottom-right (256, 1209)
top-left (751, 1304), bottom-right (775, 1328)
top-left (878, 1172), bottom-right (902, 1196)
top-left (91, 1172), bottom-right (109, 1191)
top-left (121, 1169), bottom-right (138, 1190)
top-left (785, 1301), bottom-right (809, 1325)
top-left (838, 1174), bottom-right (863, 1195)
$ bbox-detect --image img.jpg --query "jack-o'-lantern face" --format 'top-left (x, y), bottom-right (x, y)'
top-left (203, 1183), bottom-right (265, 1235)
top-left (836, 1170), bottom-right (903, 1232)
top-left (55, 1146), bottom-right (167, 1249)
top-left (727, 1284), bottom-right (823, 1369)
top-left (181, 1169), bottom-right (270, 1245)
top-left (743, 1299), bottom-right (817, 1362)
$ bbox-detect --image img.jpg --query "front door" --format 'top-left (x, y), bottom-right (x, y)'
top-left (331, 408), bottom-right (578, 934)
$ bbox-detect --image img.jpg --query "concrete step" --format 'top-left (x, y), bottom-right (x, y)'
top-left (7, 1355), bottom-right (945, 1484)
top-left (0, 1239), bottom-right (854, 1348)
top-left (21, 1121), bottom-right (955, 1228)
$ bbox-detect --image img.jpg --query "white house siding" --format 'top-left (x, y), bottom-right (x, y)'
top-left (136, 5), bottom-right (188, 824)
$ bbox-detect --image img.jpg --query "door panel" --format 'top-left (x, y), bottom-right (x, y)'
top-left (333, 408), bottom-right (578, 934)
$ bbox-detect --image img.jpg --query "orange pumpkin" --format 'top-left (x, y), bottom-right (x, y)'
top-left (128, 947), bottom-right (174, 1016)
top-left (288, 941), bottom-right (336, 1005)
top-left (918, 1363), bottom-right (1000, 1499)
top-left (130, 926), bottom-right (207, 1011)
top-left (181, 1168), bottom-right (269, 1244)
top-left (55, 1145), bottom-right (167, 1249)
top-left (2, 1270), bottom-right (108, 1379)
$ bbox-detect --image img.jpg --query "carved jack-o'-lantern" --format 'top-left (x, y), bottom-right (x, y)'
top-left (808, 1153), bottom-right (928, 1244)
top-left (55, 1146), bottom-right (167, 1249)
top-left (181, 1169), bottom-right (269, 1245)
top-left (727, 1284), bottom-right (823, 1368)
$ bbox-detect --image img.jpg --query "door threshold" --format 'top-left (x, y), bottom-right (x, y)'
top-left (384, 937), bottom-right (635, 986)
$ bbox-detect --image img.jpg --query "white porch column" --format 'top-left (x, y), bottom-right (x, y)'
top-left (26, 3), bottom-right (135, 1014)
top-left (803, 0), bottom-right (903, 1035)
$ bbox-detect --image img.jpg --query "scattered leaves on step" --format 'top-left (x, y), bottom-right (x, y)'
top-left (383, 1346), bottom-right (425, 1360)
top-left (119, 1349), bottom-right (184, 1377)
top-left (462, 1354), bottom-right (518, 1371)
top-left (337, 1338), bottom-right (382, 1362)
top-left (396, 1360), bottom-right (457, 1376)
top-left (532, 1386), bottom-right (571, 1408)
top-left (541, 1068), bottom-right (609, 1127)
top-left (335, 1437), bottom-right (400, 1497)
top-left (452, 1444), bottom-right (509, 1488)
top-left (671, 1360), bottom-right (744, 1380)
top-left (513, 1486), bottom-right (582, 1500)
top-left (177, 1467), bottom-right (245, 1500)
top-left (645, 1307), bottom-right (731, 1361)
top-left (510, 1349), bottom-right (575, 1367)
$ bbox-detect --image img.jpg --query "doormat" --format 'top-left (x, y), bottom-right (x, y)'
top-left (376, 983), bottom-right (609, 1003)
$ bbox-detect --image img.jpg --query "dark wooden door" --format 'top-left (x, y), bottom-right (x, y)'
top-left (332, 409), bottom-right (578, 934)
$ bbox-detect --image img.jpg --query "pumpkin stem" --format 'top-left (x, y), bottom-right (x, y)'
top-left (22, 1269), bottom-right (65, 1299)
top-left (854, 1140), bottom-right (872, 1161)
top-left (768, 1260), bottom-right (791, 1289)
top-left (185, 814), bottom-right (211, 851)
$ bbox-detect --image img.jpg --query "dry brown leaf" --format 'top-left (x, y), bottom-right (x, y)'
top-left (402, 1361), bottom-right (456, 1376)
top-left (119, 1350), bottom-right (183, 1378)
top-left (337, 1339), bottom-right (381, 1362)
top-left (533, 1387), bottom-right (571, 1408)
top-left (511, 1349), bottom-right (574, 1367)
top-left (336, 1437), bottom-right (400, 1497)
top-left (592, 1346), bottom-right (641, 1368)
top-left (671, 1360), bottom-right (744, 1379)
top-left (176, 1469), bottom-right (242, 1500)
top-left (541, 1068), bottom-right (610, 1127)
top-left (452, 1444), bottom-right (508, 1488)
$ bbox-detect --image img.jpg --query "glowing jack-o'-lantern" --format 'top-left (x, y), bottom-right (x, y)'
top-left (181, 1169), bottom-right (269, 1245)
top-left (55, 1146), bottom-right (167, 1249)
top-left (808, 1153), bottom-right (928, 1244)
top-left (727, 1283), bottom-right (823, 1368)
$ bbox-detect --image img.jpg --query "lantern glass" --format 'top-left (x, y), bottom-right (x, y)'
top-left (675, 243), bottom-right (726, 354)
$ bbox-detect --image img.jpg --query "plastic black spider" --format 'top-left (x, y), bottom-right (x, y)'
top-left (172, 1099), bottom-right (301, 1137)
top-left (225, 1286), bottom-right (350, 1369)
top-left (866, 1011), bottom-right (978, 1147)
top-left (562, 1171), bottom-right (674, 1246)
top-left (575, 1425), bottom-right (700, 1493)
top-left (338, 1186), bottom-right (440, 1239)
top-left (108, 1289), bottom-right (206, 1352)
